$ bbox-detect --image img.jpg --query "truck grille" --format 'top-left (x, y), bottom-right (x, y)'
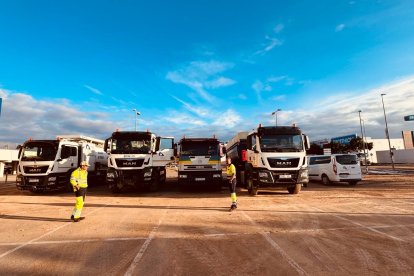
top-left (267, 158), bottom-right (300, 168)
top-left (115, 158), bottom-right (145, 168)
top-left (23, 166), bottom-right (49, 174)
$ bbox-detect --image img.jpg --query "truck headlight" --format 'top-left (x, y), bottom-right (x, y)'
top-left (48, 177), bottom-right (56, 181)
top-left (144, 171), bottom-right (152, 177)
top-left (107, 172), bottom-right (115, 178)
top-left (213, 174), bottom-right (221, 178)
top-left (299, 168), bottom-right (309, 181)
top-left (179, 174), bottom-right (187, 178)
top-left (259, 172), bottom-right (269, 178)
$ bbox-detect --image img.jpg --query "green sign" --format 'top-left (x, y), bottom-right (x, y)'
top-left (404, 115), bottom-right (414, 121)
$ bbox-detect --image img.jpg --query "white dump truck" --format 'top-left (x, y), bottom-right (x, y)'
top-left (104, 130), bottom-right (175, 193)
top-left (16, 135), bottom-right (108, 192)
top-left (177, 137), bottom-right (224, 190)
top-left (226, 125), bottom-right (310, 195)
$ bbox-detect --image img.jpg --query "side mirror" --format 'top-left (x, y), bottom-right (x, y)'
top-left (304, 135), bottom-right (310, 150)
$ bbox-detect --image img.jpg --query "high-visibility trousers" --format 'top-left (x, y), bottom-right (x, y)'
top-left (228, 178), bottom-right (237, 204)
top-left (72, 188), bottom-right (87, 219)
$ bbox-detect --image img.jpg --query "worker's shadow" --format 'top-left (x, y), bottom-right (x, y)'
top-left (0, 214), bottom-right (71, 222)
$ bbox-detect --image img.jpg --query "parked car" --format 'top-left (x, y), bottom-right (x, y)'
top-left (308, 154), bottom-right (362, 186)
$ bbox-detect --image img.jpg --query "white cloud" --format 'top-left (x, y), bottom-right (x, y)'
top-left (166, 60), bottom-right (235, 103)
top-left (255, 36), bottom-right (283, 55)
top-left (205, 77), bottom-right (236, 89)
top-left (264, 36), bottom-right (283, 52)
top-left (274, 24), bottom-right (284, 33)
top-left (171, 96), bottom-right (210, 117)
top-left (84, 85), bottom-right (103, 95)
top-left (0, 89), bottom-right (120, 143)
top-left (212, 109), bottom-right (242, 128)
top-left (335, 24), bottom-right (346, 32)
top-left (164, 110), bottom-right (206, 126)
top-left (284, 76), bottom-right (414, 140)
top-left (238, 94), bottom-right (247, 100)
top-left (270, 95), bottom-right (286, 101)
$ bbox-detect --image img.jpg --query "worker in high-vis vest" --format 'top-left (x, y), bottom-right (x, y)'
top-left (70, 161), bottom-right (89, 222)
top-left (226, 157), bottom-right (237, 211)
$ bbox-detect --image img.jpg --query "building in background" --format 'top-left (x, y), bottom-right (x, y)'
top-left (364, 138), bottom-right (405, 163)
top-left (402, 130), bottom-right (414, 149)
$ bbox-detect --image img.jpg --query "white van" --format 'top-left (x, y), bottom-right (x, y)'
top-left (308, 154), bottom-right (362, 185)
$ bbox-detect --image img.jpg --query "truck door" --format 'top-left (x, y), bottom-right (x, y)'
top-left (247, 134), bottom-right (259, 167)
top-left (58, 145), bottom-right (78, 171)
top-left (153, 137), bottom-right (175, 166)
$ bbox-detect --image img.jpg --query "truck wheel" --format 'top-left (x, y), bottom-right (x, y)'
top-left (110, 184), bottom-right (120, 193)
top-left (248, 187), bottom-right (259, 196)
top-left (247, 179), bottom-right (259, 196)
top-left (321, 175), bottom-right (330, 185)
top-left (160, 168), bottom-right (167, 186)
top-left (149, 176), bottom-right (159, 192)
top-left (65, 181), bottom-right (73, 193)
top-left (288, 184), bottom-right (301, 194)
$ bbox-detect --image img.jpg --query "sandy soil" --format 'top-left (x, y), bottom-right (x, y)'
top-left (0, 166), bottom-right (413, 275)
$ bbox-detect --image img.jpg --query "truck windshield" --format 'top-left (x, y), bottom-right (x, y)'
top-left (21, 142), bottom-right (58, 161)
top-left (259, 134), bottom-right (303, 152)
top-left (181, 141), bottom-right (219, 156)
top-left (111, 138), bottom-right (152, 154)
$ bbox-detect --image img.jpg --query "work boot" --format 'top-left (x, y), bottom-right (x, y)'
top-left (229, 204), bottom-right (237, 212)
top-left (70, 215), bottom-right (74, 220)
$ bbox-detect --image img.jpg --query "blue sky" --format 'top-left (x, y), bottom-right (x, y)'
top-left (1, 0), bottom-right (414, 144)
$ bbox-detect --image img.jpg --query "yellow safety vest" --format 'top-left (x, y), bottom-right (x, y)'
top-left (227, 164), bottom-right (236, 178)
top-left (70, 168), bottom-right (88, 188)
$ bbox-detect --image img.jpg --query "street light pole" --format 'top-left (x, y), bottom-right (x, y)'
top-left (358, 110), bottom-right (368, 173)
top-left (361, 118), bottom-right (369, 164)
top-left (380, 93), bottom-right (395, 170)
top-left (132, 109), bottom-right (141, 131)
top-left (271, 108), bottom-right (281, 126)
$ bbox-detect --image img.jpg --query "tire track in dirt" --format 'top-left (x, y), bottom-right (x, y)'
top-left (241, 210), bottom-right (308, 276)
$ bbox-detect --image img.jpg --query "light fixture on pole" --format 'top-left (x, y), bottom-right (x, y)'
top-left (358, 110), bottom-right (368, 173)
top-left (380, 93), bottom-right (395, 170)
top-left (271, 109), bottom-right (282, 126)
top-left (132, 109), bottom-right (141, 131)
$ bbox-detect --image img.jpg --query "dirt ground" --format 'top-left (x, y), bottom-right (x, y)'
top-left (0, 166), bottom-right (413, 275)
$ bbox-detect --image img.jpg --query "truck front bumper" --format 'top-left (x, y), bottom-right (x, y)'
top-left (16, 174), bottom-right (65, 191)
top-left (256, 168), bottom-right (308, 187)
top-left (106, 168), bottom-right (156, 187)
top-left (178, 171), bottom-right (222, 186)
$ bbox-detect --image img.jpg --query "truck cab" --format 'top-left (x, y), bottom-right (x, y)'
top-left (16, 136), bottom-right (107, 192)
top-left (227, 125), bottom-right (310, 195)
top-left (177, 137), bottom-right (223, 190)
top-left (104, 131), bottom-right (174, 193)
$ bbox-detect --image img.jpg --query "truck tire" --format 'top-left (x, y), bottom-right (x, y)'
top-left (110, 183), bottom-right (121, 193)
top-left (149, 175), bottom-right (159, 192)
top-left (65, 181), bottom-right (73, 193)
top-left (288, 184), bottom-right (301, 194)
top-left (161, 168), bottom-right (167, 185)
top-left (321, 175), bottom-right (330, 185)
top-left (247, 179), bottom-right (259, 196)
